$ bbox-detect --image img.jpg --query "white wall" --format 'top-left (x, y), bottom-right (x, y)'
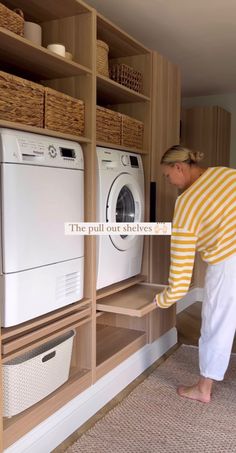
top-left (182, 93), bottom-right (236, 168)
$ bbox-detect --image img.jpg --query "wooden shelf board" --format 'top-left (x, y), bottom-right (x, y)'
top-left (97, 13), bottom-right (150, 58)
top-left (1, 298), bottom-right (91, 341)
top-left (1, 0), bottom-right (91, 21)
top-left (96, 324), bottom-right (146, 375)
top-left (96, 283), bottom-right (167, 317)
top-left (96, 141), bottom-right (148, 155)
top-left (97, 74), bottom-right (150, 104)
top-left (0, 120), bottom-right (91, 143)
top-left (96, 275), bottom-right (146, 300)
top-left (3, 368), bottom-right (92, 449)
top-left (0, 28), bottom-right (92, 80)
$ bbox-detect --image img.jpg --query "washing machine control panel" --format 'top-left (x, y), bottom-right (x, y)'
top-left (121, 154), bottom-right (139, 168)
top-left (98, 147), bottom-right (142, 173)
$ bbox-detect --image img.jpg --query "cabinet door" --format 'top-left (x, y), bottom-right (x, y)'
top-left (148, 52), bottom-right (180, 342)
top-left (181, 106), bottom-right (231, 287)
top-left (181, 106), bottom-right (230, 167)
top-left (149, 51), bottom-right (181, 285)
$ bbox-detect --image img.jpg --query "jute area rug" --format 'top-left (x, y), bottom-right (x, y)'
top-left (66, 345), bottom-right (236, 453)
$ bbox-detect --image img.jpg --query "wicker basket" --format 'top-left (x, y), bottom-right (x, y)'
top-left (121, 114), bottom-right (144, 150)
top-left (0, 3), bottom-right (24, 36)
top-left (97, 40), bottom-right (109, 77)
top-left (44, 87), bottom-right (85, 136)
top-left (96, 106), bottom-right (122, 145)
top-left (0, 71), bottom-right (44, 127)
top-left (109, 63), bottom-right (143, 93)
top-left (3, 330), bottom-right (75, 418)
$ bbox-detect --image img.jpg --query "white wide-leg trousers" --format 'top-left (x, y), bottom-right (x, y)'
top-left (199, 253), bottom-right (236, 381)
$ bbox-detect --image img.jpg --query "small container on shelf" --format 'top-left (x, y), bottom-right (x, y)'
top-left (121, 114), bottom-right (144, 150)
top-left (44, 87), bottom-right (85, 136)
top-left (96, 40), bottom-right (109, 77)
top-left (0, 70), bottom-right (44, 127)
top-left (96, 105), bottom-right (122, 145)
top-left (0, 3), bottom-right (24, 37)
top-left (3, 330), bottom-right (75, 418)
top-left (109, 63), bottom-right (143, 94)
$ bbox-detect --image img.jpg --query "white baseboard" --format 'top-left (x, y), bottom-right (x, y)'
top-left (176, 287), bottom-right (204, 314)
top-left (4, 327), bottom-right (177, 453)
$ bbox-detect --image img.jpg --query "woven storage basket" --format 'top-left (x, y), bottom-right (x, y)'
top-left (121, 114), bottom-right (144, 150)
top-left (0, 71), bottom-right (44, 127)
top-left (44, 87), bottom-right (85, 136)
top-left (0, 3), bottom-right (24, 36)
top-left (109, 63), bottom-right (143, 93)
top-left (96, 105), bottom-right (122, 145)
top-left (3, 330), bottom-right (75, 417)
top-left (96, 40), bottom-right (109, 77)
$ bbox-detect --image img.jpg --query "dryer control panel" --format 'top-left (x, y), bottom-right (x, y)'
top-left (0, 128), bottom-right (84, 170)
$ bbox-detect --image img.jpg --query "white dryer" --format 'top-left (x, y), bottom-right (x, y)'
top-left (96, 147), bottom-right (145, 289)
top-left (0, 128), bottom-right (84, 327)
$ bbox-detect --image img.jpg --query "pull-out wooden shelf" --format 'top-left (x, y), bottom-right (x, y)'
top-left (1, 298), bottom-right (91, 360)
top-left (96, 275), bottom-right (146, 300)
top-left (96, 283), bottom-right (167, 317)
top-left (0, 28), bottom-right (92, 80)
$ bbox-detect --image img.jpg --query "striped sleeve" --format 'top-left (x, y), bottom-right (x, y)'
top-left (155, 226), bottom-right (197, 308)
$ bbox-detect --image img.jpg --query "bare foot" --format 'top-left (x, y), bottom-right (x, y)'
top-left (177, 384), bottom-right (211, 403)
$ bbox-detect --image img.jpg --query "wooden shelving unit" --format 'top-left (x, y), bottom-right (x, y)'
top-left (0, 1), bottom-right (96, 450)
top-left (0, 0), bottom-right (181, 450)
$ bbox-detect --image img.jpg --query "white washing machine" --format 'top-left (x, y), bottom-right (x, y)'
top-left (0, 128), bottom-right (84, 327)
top-left (96, 147), bottom-right (145, 289)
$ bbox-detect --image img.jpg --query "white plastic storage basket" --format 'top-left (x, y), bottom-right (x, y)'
top-left (3, 330), bottom-right (75, 417)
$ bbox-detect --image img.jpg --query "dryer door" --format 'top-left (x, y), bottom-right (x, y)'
top-left (106, 173), bottom-right (144, 251)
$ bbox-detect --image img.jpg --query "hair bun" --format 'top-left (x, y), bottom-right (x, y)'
top-left (189, 151), bottom-right (204, 162)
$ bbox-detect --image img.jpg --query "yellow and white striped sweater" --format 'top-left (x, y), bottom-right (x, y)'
top-left (156, 166), bottom-right (236, 308)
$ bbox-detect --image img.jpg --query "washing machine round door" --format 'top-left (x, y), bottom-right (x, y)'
top-left (106, 173), bottom-right (144, 251)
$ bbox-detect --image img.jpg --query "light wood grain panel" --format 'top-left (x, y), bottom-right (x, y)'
top-left (97, 75), bottom-right (150, 104)
top-left (42, 13), bottom-right (93, 69)
top-left (97, 311), bottom-right (147, 332)
top-left (181, 105), bottom-right (231, 286)
top-left (1, 299), bottom-right (91, 341)
top-left (96, 324), bottom-right (146, 379)
top-left (96, 283), bottom-right (166, 317)
top-left (0, 119), bottom-right (91, 143)
top-left (1, 0), bottom-right (91, 21)
top-left (2, 309), bottom-right (91, 356)
top-left (148, 305), bottom-right (176, 343)
top-left (149, 51), bottom-right (181, 285)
